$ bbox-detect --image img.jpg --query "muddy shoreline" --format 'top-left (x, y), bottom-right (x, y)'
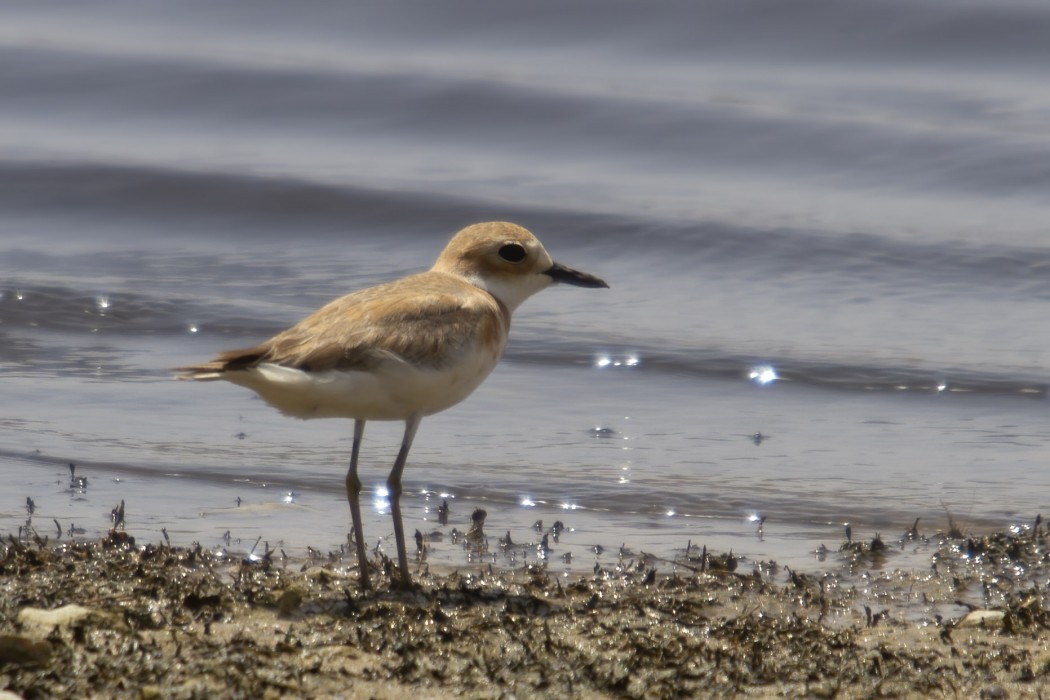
top-left (2, 523), bottom-right (1049, 699)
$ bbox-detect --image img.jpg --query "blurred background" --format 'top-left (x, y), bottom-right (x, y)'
top-left (2, 0), bottom-right (1050, 573)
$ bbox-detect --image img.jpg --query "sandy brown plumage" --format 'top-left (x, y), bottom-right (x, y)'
top-left (177, 270), bottom-right (508, 377)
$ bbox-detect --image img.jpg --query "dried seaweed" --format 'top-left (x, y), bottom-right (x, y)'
top-left (2, 522), bottom-right (1049, 698)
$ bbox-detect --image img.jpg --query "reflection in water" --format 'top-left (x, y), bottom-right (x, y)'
top-left (595, 354), bottom-right (640, 369)
top-left (372, 485), bottom-right (390, 515)
top-left (749, 365), bottom-right (778, 385)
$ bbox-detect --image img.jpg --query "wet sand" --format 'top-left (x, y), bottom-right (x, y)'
top-left (3, 521), bottom-right (1050, 699)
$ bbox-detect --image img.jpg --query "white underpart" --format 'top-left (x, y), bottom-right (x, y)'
top-left (467, 271), bottom-right (552, 313)
top-left (222, 343), bottom-right (502, 420)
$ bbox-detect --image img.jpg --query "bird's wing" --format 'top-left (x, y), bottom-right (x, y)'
top-left (178, 272), bottom-right (507, 377)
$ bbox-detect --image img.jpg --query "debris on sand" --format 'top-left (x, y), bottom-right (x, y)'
top-left (2, 523), bottom-right (1049, 698)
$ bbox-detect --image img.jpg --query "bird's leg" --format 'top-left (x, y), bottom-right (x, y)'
top-left (387, 414), bottom-right (422, 589)
top-left (346, 419), bottom-right (371, 591)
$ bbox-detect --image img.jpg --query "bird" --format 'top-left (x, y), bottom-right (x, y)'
top-left (177, 221), bottom-right (608, 589)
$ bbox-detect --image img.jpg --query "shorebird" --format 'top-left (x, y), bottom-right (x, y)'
top-left (178, 221), bottom-right (608, 588)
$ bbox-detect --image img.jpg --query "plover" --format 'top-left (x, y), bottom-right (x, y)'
top-left (178, 221), bottom-right (607, 588)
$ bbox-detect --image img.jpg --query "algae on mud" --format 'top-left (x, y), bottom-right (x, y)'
top-left (1, 525), bottom-right (1049, 699)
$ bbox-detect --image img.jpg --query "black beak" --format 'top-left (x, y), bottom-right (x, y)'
top-left (545, 262), bottom-right (609, 288)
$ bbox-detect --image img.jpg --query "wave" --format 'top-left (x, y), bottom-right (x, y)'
top-left (507, 340), bottom-right (1050, 400)
top-left (5, 159), bottom-right (1050, 299)
top-left (2, 279), bottom-right (1045, 399)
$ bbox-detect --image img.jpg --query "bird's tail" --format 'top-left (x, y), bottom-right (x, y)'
top-left (174, 346), bottom-right (268, 380)
top-left (173, 362), bottom-right (227, 381)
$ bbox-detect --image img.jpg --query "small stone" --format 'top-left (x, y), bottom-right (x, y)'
top-left (17, 604), bottom-right (95, 630)
top-left (957, 610), bottom-right (1005, 629)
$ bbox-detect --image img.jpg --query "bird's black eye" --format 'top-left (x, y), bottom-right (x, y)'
top-left (498, 243), bottom-right (528, 263)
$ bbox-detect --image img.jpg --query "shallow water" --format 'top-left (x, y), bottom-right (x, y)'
top-left (2, 0), bottom-right (1050, 575)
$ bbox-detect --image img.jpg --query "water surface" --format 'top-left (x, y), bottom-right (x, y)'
top-left (2, 0), bottom-right (1050, 575)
